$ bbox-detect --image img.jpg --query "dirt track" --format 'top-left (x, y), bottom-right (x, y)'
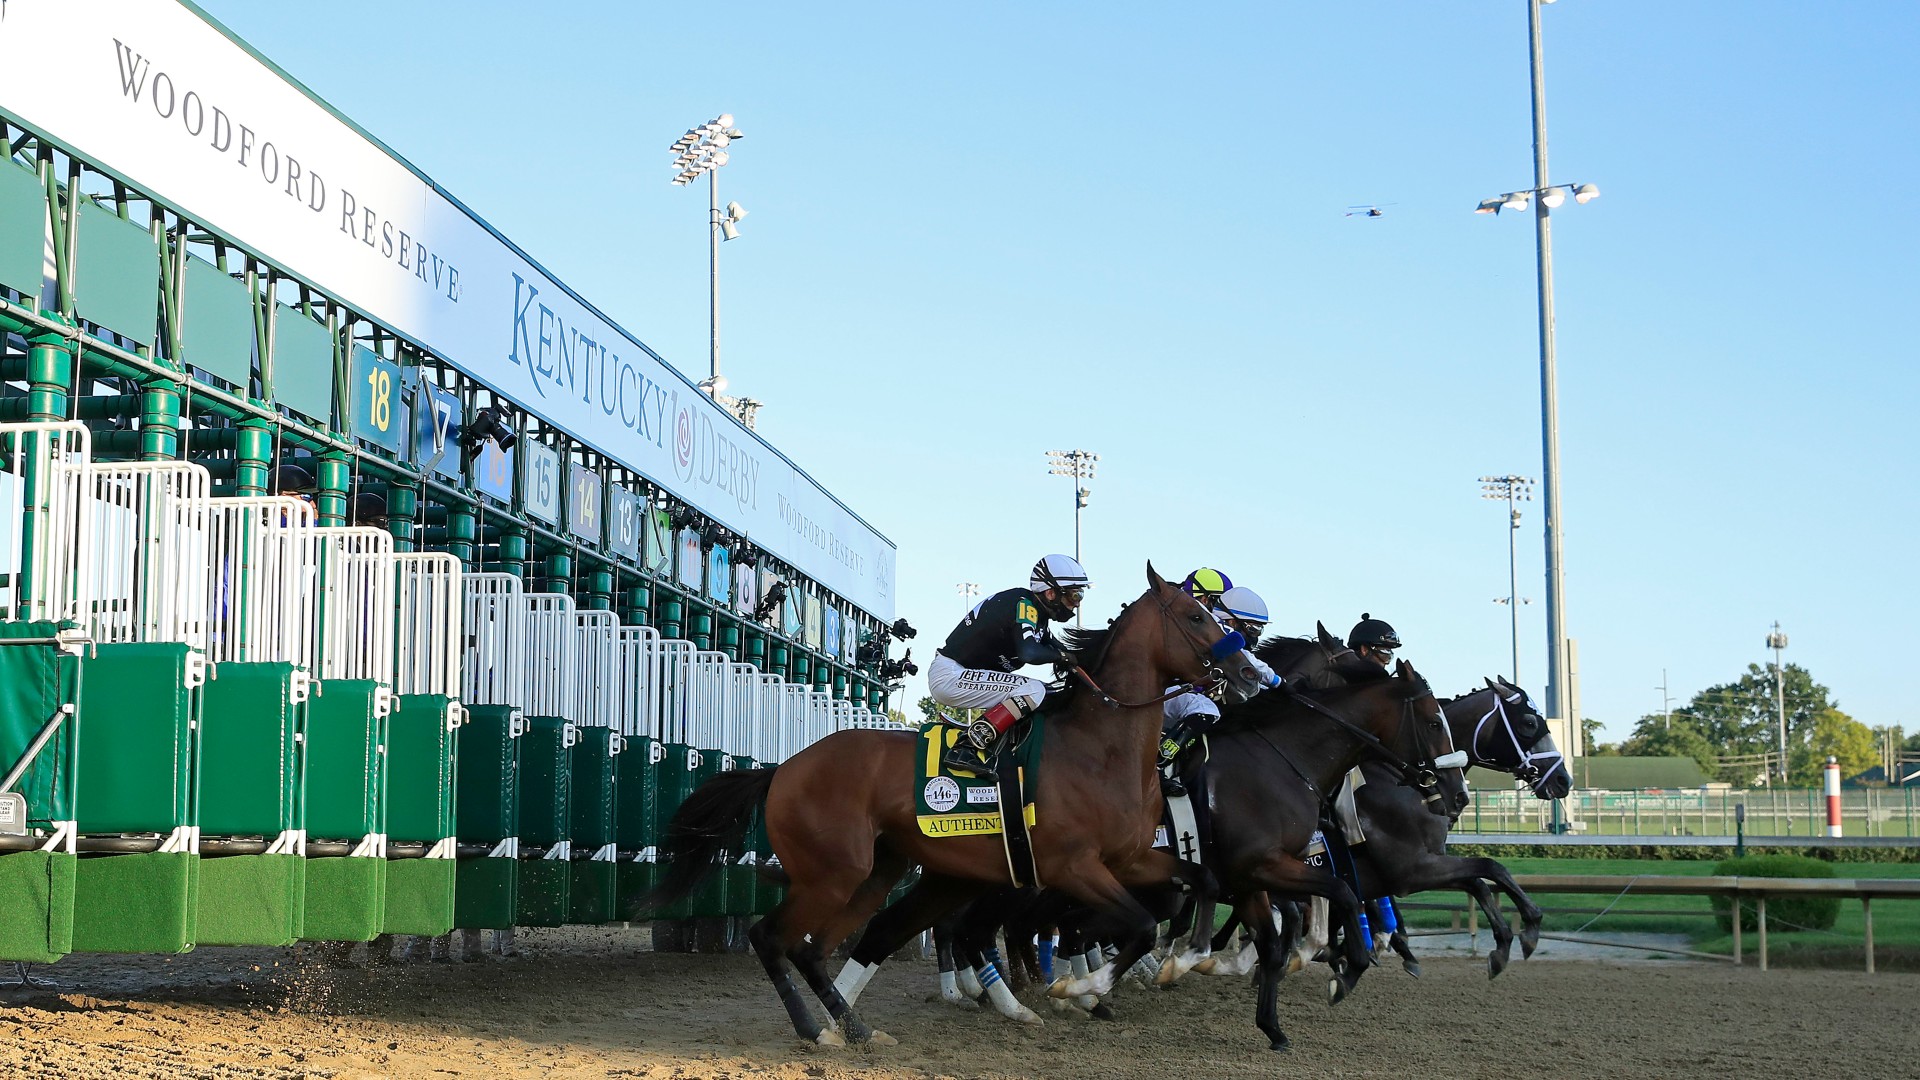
top-left (2, 926), bottom-right (1915, 1079)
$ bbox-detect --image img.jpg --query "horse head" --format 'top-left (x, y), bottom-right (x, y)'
top-left (1391, 659), bottom-right (1472, 818)
top-left (1463, 677), bottom-right (1569, 800)
top-left (1137, 562), bottom-right (1267, 699)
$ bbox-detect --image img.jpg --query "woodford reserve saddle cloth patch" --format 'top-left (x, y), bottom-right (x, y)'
top-left (914, 718), bottom-right (1044, 885)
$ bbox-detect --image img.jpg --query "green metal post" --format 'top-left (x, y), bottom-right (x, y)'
top-left (769, 641), bottom-right (789, 681)
top-left (719, 617), bottom-right (740, 661)
top-left (138, 377), bottom-right (182, 461)
top-left (623, 585), bottom-right (651, 626)
top-left (691, 604), bottom-right (713, 651)
top-left (445, 505), bottom-right (476, 568)
top-left (315, 453), bottom-right (350, 527)
top-left (386, 481), bottom-right (418, 552)
top-left (586, 571), bottom-right (614, 612)
top-left (499, 529), bottom-right (528, 580)
top-left (543, 553), bottom-right (574, 597)
top-left (744, 630), bottom-right (765, 667)
top-left (26, 317), bottom-right (74, 422)
top-left (234, 418), bottom-right (274, 496)
top-left (659, 597), bottom-right (684, 641)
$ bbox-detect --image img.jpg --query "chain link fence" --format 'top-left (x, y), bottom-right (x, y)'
top-left (1454, 786), bottom-right (1920, 838)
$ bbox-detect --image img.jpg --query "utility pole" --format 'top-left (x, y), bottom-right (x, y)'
top-left (1659, 669), bottom-right (1672, 731)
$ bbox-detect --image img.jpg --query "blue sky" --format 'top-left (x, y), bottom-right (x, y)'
top-left (196, 1), bottom-right (1918, 743)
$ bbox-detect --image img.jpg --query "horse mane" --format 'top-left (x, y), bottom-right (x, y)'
top-left (1057, 621), bottom-right (1116, 672)
top-left (1252, 635), bottom-right (1316, 668)
top-left (1211, 676), bottom-right (1392, 736)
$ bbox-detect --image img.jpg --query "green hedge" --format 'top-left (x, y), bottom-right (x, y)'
top-left (1706, 854), bottom-right (1840, 933)
top-left (1447, 843), bottom-right (1920, 864)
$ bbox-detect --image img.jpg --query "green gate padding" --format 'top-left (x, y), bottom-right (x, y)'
top-left (300, 680), bottom-right (386, 941)
top-left (382, 694), bottom-right (457, 936)
top-left (515, 716), bottom-right (571, 926)
top-left (614, 737), bottom-right (660, 920)
top-left (0, 624), bottom-right (81, 963)
top-left (195, 661), bottom-right (304, 946)
top-left (70, 643), bottom-right (200, 954)
top-left (181, 254), bottom-right (256, 388)
top-left (722, 755), bottom-right (758, 916)
top-left (649, 743), bottom-right (698, 920)
top-left (0, 161), bottom-right (46, 298)
top-left (690, 748), bottom-right (725, 917)
top-left (567, 727), bottom-right (618, 924)
top-left (73, 198), bottom-right (160, 347)
top-left (453, 705), bottom-right (518, 929)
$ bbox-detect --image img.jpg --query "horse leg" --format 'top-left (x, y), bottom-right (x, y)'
top-left (1047, 854), bottom-right (1180, 1004)
top-left (777, 853), bottom-right (899, 1045)
top-left (1463, 876), bottom-right (1516, 978)
top-left (747, 907), bottom-right (827, 1043)
top-left (1251, 897), bottom-right (1292, 1052)
top-left (1461, 855), bottom-right (1546, 958)
top-left (1291, 896), bottom-right (1329, 975)
top-left (931, 911), bottom-right (976, 1007)
top-left (1244, 851), bottom-right (1370, 1006)
top-left (959, 908), bottom-right (1042, 1025)
top-left (1199, 893), bottom-right (1265, 977)
top-left (839, 871), bottom-right (981, 1009)
top-left (1147, 858), bottom-right (1218, 986)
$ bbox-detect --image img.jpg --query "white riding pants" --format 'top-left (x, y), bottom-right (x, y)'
top-left (928, 652), bottom-right (1047, 711)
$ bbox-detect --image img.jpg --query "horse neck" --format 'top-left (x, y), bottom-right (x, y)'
top-left (1273, 682), bottom-right (1405, 791)
top-left (1446, 689), bottom-right (1495, 762)
top-left (1056, 605), bottom-right (1186, 761)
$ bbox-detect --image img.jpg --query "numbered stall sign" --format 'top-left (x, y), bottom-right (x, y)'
top-left (706, 544), bottom-right (731, 605)
top-left (641, 506), bottom-right (672, 576)
top-left (675, 527), bottom-right (703, 591)
top-left (733, 560), bottom-right (758, 616)
top-left (568, 462), bottom-right (603, 544)
top-left (522, 442), bottom-right (561, 524)
top-left (823, 606), bottom-right (842, 660)
top-left (410, 377), bottom-right (463, 480)
top-left (606, 483), bottom-right (641, 560)
top-left (349, 345), bottom-right (405, 453)
top-left (474, 437), bottom-right (515, 504)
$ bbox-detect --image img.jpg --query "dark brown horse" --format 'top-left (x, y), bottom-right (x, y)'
top-left (644, 565), bottom-right (1263, 1044)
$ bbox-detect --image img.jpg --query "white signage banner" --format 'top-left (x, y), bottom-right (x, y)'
top-left (0, 0), bottom-right (896, 618)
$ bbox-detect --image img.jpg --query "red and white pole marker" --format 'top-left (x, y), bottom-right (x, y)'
top-left (1825, 756), bottom-right (1843, 838)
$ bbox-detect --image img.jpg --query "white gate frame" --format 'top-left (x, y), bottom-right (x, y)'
top-left (312, 526), bottom-right (396, 710)
top-left (392, 552), bottom-right (463, 702)
top-left (461, 572), bottom-right (526, 709)
top-left (86, 460), bottom-right (213, 663)
top-left (0, 421), bottom-right (93, 627)
top-left (204, 496), bottom-right (317, 683)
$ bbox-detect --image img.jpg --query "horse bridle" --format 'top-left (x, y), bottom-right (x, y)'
top-left (1068, 588), bottom-right (1245, 710)
top-left (1470, 687), bottom-right (1565, 794)
top-left (1273, 677), bottom-right (1469, 809)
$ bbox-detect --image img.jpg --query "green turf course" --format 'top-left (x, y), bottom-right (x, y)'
top-left (1395, 857), bottom-right (1920, 961)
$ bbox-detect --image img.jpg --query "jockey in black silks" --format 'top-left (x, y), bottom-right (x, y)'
top-left (929, 554), bottom-right (1088, 775)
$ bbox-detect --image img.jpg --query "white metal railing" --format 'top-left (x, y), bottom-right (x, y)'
top-left (204, 496), bottom-right (315, 669)
top-left (393, 552), bottom-right (462, 698)
top-left (657, 637), bottom-right (696, 744)
top-left (615, 625), bottom-right (663, 739)
top-left (523, 591), bottom-right (579, 718)
top-left (689, 650), bottom-right (731, 751)
top-left (575, 610), bottom-right (619, 730)
top-left (756, 673), bottom-right (784, 762)
top-left (461, 572), bottom-right (526, 707)
top-left (0, 422), bottom-right (93, 625)
top-left (86, 460), bottom-right (212, 648)
top-left (728, 662), bottom-right (761, 759)
top-left (312, 526), bottom-right (394, 683)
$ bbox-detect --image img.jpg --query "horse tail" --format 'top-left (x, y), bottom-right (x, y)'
top-left (640, 766), bottom-right (779, 914)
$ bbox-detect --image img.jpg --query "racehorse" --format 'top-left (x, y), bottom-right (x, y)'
top-left (642, 565), bottom-right (1264, 1045)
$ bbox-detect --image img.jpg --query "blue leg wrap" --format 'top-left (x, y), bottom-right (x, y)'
top-left (1037, 936), bottom-right (1056, 981)
top-left (1375, 896), bottom-right (1400, 935)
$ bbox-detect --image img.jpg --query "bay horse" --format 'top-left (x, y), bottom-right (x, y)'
top-left (643, 565), bottom-right (1265, 1044)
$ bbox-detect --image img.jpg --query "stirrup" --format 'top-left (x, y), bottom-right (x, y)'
top-left (944, 741), bottom-right (993, 776)
top-left (1160, 772), bottom-right (1188, 798)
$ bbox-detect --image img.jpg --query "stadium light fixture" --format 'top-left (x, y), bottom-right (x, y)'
top-left (669, 113), bottom-right (750, 400)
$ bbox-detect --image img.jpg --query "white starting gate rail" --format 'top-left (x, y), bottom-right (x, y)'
top-left (85, 460), bottom-right (212, 657)
top-left (462, 572), bottom-right (527, 709)
top-left (0, 422), bottom-right (93, 626)
top-left (614, 625), bottom-right (662, 741)
top-left (205, 496), bottom-right (317, 678)
top-left (575, 610), bottom-right (619, 739)
top-left (393, 552), bottom-right (462, 701)
top-left (523, 592), bottom-right (579, 726)
top-left (312, 527), bottom-right (396, 691)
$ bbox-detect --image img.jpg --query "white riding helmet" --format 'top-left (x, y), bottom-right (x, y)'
top-left (1030, 554), bottom-right (1091, 594)
top-left (1218, 586), bottom-right (1270, 630)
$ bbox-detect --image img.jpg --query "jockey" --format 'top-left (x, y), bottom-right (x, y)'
top-left (1346, 613), bottom-right (1402, 669)
top-left (1158, 585), bottom-right (1280, 797)
top-left (1179, 567), bottom-right (1234, 614)
top-left (930, 554), bottom-right (1089, 774)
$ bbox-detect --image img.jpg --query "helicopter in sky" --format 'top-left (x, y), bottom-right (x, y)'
top-left (1344, 204), bottom-right (1393, 218)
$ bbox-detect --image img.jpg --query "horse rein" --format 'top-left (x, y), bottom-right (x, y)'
top-left (1274, 678), bottom-right (1467, 805)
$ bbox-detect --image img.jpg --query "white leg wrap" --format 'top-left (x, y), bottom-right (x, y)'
top-left (938, 967), bottom-right (975, 1007)
top-left (833, 959), bottom-right (876, 1006)
top-left (957, 963), bottom-right (984, 999)
top-left (980, 967), bottom-right (1042, 1024)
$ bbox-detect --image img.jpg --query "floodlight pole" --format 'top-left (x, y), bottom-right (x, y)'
top-left (1527, 0), bottom-right (1571, 733)
top-left (1769, 623), bottom-right (1789, 782)
top-left (709, 166), bottom-right (721, 386)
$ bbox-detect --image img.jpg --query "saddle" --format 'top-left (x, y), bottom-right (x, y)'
top-left (1154, 739), bottom-right (1214, 869)
top-left (915, 715), bottom-right (1045, 889)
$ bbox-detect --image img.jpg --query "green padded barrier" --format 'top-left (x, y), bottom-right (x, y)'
top-left (0, 852), bottom-right (75, 963)
top-left (613, 737), bottom-right (660, 920)
top-left (690, 748), bottom-right (726, 918)
top-left (0, 623), bottom-right (81, 963)
top-left (453, 705), bottom-right (518, 930)
top-left (269, 303), bottom-right (335, 424)
top-left (382, 694), bottom-right (457, 936)
top-left (73, 198), bottom-right (160, 347)
top-left (72, 852), bottom-right (198, 954)
top-left (74, 644), bottom-right (196, 834)
top-left (181, 254), bottom-right (256, 387)
top-left (194, 662), bottom-right (305, 945)
top-left (566, 727), bottom-right (618, 924)
top-left (649, 743), bottom-right (699, 920)
top-left (196, 854), bottom-right (304, 946)
top-left (722, 754), bottom-right (758, 917)
top-left (454, 855), bottom-right (517, 930)
top-left (515, 716), bottom-right (572, 927)
top-left (302, 856), bottom-right (385, 941)
top-left (300, 680), bottom-right (386, 941)
top-left (382, 858), bottom-right (455, 937)
top-left (0, 160), bottom-right (46, 298)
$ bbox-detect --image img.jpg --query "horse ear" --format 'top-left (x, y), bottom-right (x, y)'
top-left (1484, 676), bottom-right (1499, 691)
top-left (1316, 621), bottom-right (1339, 647)
top-left (1396, 658), bottom-right (1417, 680)
top-left (1146, 562), bottom-right (1167, 591)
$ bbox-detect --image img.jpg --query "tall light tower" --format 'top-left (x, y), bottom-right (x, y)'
top-left (669, 113), bottom-right (752, 414)
top-left (1480, 474), bottom-right (1534, 684)
top-left (1045, 449), bottom-right (1098, 564)
top-left (1768, 622), bottom-right (1789, 782)
top-left (1475, 0), bottom-right (1600, 731)
top-left (956, 582), bottom-right (980, 611)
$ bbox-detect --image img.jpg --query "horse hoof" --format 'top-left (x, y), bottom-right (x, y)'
top-left (814, 1030), bottom-right (846, 1048)
top-left (1520, 928), bottom-right (1541, 959)
top-left (1191, 957), bottom-right (1218, 976)
top-left (1327, 977), bottom-right (1350, 1007)
top-left (1046, 976), bottom-right (1074, 999)
top-left (1402, 960), bottom-right (1422, 979)
top-left (867, 1031), bottom-right (898, 1047)
top-left (1011, 1007), bottom-right (1044, 1027)
top-left (1089, 1003), bottom-right (1116, 1021)
top-left (1489, 949), bottom-right (1509, 979)
top-left (1049, 996), bottom-right (1082, 1016)
top-left (1269, 1038), bottom-right (1292, 1053)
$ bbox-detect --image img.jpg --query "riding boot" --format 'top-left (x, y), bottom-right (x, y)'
top-left (943, 728), bottom-right (1006, 776)
top-left (1158, 724), bottom-right (1190, 797)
